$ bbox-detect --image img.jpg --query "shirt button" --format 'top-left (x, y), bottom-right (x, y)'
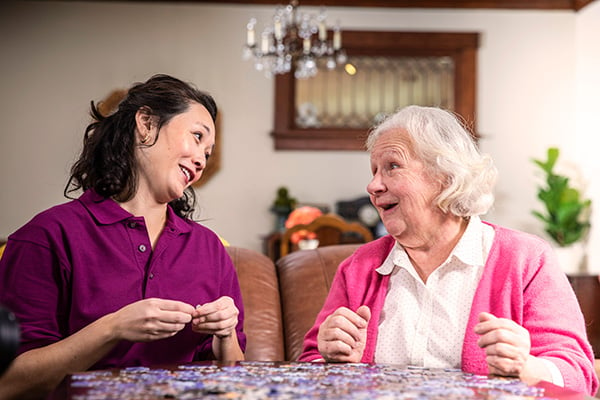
top-left (138, 244), bottom-right (147, 252)
top-left (149, 273), bottom-right (154, 279)
top-left (128, 221), bottom-right (137, 229)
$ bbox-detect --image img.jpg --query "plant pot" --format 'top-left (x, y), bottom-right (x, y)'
top-left (553, 242), bottom-right (586, 275)
top-left (298, 239), bottom-right (319, 250)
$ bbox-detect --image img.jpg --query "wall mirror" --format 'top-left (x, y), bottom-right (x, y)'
top-left (272, 30), bottom-right (479, 150)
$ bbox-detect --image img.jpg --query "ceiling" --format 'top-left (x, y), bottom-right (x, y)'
top-left (137, 0), bottom-right (595, 12)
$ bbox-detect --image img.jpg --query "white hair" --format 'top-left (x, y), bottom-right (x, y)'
top-left (366, 105), bottom-right (497, 217)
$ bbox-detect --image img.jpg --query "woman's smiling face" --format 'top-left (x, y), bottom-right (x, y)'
top-left (366, 129), bottom-right (443, 245)
top-left (136, 102), bottom-right (215, 205)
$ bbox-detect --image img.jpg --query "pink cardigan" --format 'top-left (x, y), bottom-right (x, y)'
top-left (299, 223), bottom-right (598, 395)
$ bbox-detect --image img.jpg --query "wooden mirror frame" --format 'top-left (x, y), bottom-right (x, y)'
top-left (272, 30), bottom-right (480, 151)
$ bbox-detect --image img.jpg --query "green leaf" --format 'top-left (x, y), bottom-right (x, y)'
top-left (531, 147), bottom-right (591, 246)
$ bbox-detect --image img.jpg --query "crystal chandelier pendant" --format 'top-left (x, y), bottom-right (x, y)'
top-left (242, 0), bottom-right (345, 79)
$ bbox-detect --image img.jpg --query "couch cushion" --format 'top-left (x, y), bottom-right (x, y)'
top-left (276, 244), bottom-right (361, 361)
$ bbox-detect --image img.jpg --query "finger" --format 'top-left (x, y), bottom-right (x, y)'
top-left (322, 324), bottom-right (363, 349)
top-left (356, 305), bottom-right (371, 323)
top-left (138, 299), bottom-right (193, 324)
top-left (479, 315), bottom-right (523, 331)
top-left (323, 314), bottom-right (364, 343)
top-left (193, 316), bottom-right (237, 331)
top-left (193, 303), bottom-right (238, 328)
top-left (195, 297), bottom-right (235, 316)
top-left (474, 312), bottom-right (500, 335)
top-left (481, 341), bottom-right (517, 358)
top-left (332, 307), bottom-right (369, 329)
top-left (319, 315), bottom-right (362, 350)
top-left (320, 338), bottom-right (354, 358)
top-left (151, 298), bottom-right (196, 314)
top-left (477, 324), bottom-right (529, 349)
top-left (478, 329), bottom-right (515, 349)
top-left (137, 320), bottom-right (189, 341)
top-left (475, 315), bottom-right (519, 336)
top-left (194, 308), bottom-right (233, 322)
top-left (156, 309), bottom-right (193, 324)
top-left (487, 362), bottom-right (505, 376)
top-left (486, 354), bottom-right (524, 377)
top-left (195, 307), bottom-right (238, 325)
top-left (484, 340), bottom-right (530, 366)
top-left (154, 321), bottom-right (189, 334)
top-left (478, 311), bottom-right (496, 323)
top-left (319, 337), bottom-right (365, 363)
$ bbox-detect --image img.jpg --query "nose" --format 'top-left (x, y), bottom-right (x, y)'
top-left (366, 172), bottom-right (385, 196)
top-left (193, 155), bottom-right (206, 172)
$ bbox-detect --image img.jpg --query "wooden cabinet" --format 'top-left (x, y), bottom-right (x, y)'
top-left (568, 274), bottom-right (600, 356)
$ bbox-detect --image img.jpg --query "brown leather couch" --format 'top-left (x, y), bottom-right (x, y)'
top-left (226, 244), bottom-right (360, 361)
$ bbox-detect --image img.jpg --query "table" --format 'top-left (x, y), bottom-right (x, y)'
top-left (52, 361), bottom-right (592, 399)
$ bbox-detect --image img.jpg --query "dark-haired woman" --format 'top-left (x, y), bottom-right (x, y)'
top-left (0, 74), bottom-right (245, 399)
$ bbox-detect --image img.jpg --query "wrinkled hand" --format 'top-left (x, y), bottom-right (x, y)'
top-left (192, 296), bottom-right (239, 339)
top-left (111, 298), bottom-right (195, 342)
top-left (317, 305), bottom-right (370, 362)
top-left (475, 312), bottom-right (532, 378)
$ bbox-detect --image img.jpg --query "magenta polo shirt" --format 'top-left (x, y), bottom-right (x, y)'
top-left (0, 190), bottom-right (246, 369)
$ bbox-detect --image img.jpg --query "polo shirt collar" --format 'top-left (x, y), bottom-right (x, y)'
top-left (376, 216), bottom-right (484, 276)
top-left (78, 189), bottom-right (192, 234)
top-left (78, 190), bottom-right (129, 224)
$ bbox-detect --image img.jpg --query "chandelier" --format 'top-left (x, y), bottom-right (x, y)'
top-left (242, 0), bottom-right (347, 79)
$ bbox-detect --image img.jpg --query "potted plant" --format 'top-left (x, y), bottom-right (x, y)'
top-left (270, 187), bottom-right (297, 232)
top-left (532, 147), bottom-right (592, 273)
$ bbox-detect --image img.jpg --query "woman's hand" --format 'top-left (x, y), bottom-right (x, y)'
top-left (110, 298), bottom-right (195, 342)
top-left (317, 305), bottom-right (370, 362)
top-left (475, 311), bottom-right (551, 383)
top-left (192, 296), bottom-right (239, 339)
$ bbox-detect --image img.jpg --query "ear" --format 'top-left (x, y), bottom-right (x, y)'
top-left (134, 107), bottom-right (154, 144)
top-left (135, 106), bottom-right (153, 132)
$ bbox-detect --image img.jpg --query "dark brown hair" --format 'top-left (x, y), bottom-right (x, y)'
top-left (64, 74), bottom-right (217, 218)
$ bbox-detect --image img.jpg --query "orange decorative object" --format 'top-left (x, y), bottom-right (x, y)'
top-left (285, 206), bottom-right (323, 244)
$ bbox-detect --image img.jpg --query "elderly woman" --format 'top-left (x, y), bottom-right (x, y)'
top-left (299, 105), bottom-right (598, 395)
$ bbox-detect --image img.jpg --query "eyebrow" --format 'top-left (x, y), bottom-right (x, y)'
top-left (200, 123), bottom-right (212, 133)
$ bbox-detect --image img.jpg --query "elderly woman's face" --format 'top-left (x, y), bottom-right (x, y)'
top-left (367, 129), bottom-right (442, 244)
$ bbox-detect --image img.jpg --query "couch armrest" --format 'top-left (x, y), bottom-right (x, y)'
top-left (276, 244), bottom-right (361, 361)
top-left (227, 246), bottom-right (285, 361)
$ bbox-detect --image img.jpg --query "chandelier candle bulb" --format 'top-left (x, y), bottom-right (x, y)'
top-left (303, 38), bottom-right (311, 54)
top-left (274, 18), bottom-right (283, 41)
top-left (246, 19), bottom-right (256, 47)
top-left (318, 21), bottom-right (327, 41)
top-left (333, 26), bottom-right (341, 50)
top-left (261, 32), bottom-right (269, 54)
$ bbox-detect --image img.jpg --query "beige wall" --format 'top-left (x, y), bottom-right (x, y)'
top-left (1, 1), bottom-right (599, 269)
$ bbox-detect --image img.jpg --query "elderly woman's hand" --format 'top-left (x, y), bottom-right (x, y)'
top-left (317, 305), bottom-right (370, 362)
top-left (475, 312), bottom-right (536, 378)
top-left (192, 296), bottom-right (239, 339)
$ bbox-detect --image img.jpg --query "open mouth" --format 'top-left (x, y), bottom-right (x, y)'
top-left (380, 203), bottom-right (398, 212)
top-left (180, 166), bottom-right (192, 183)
